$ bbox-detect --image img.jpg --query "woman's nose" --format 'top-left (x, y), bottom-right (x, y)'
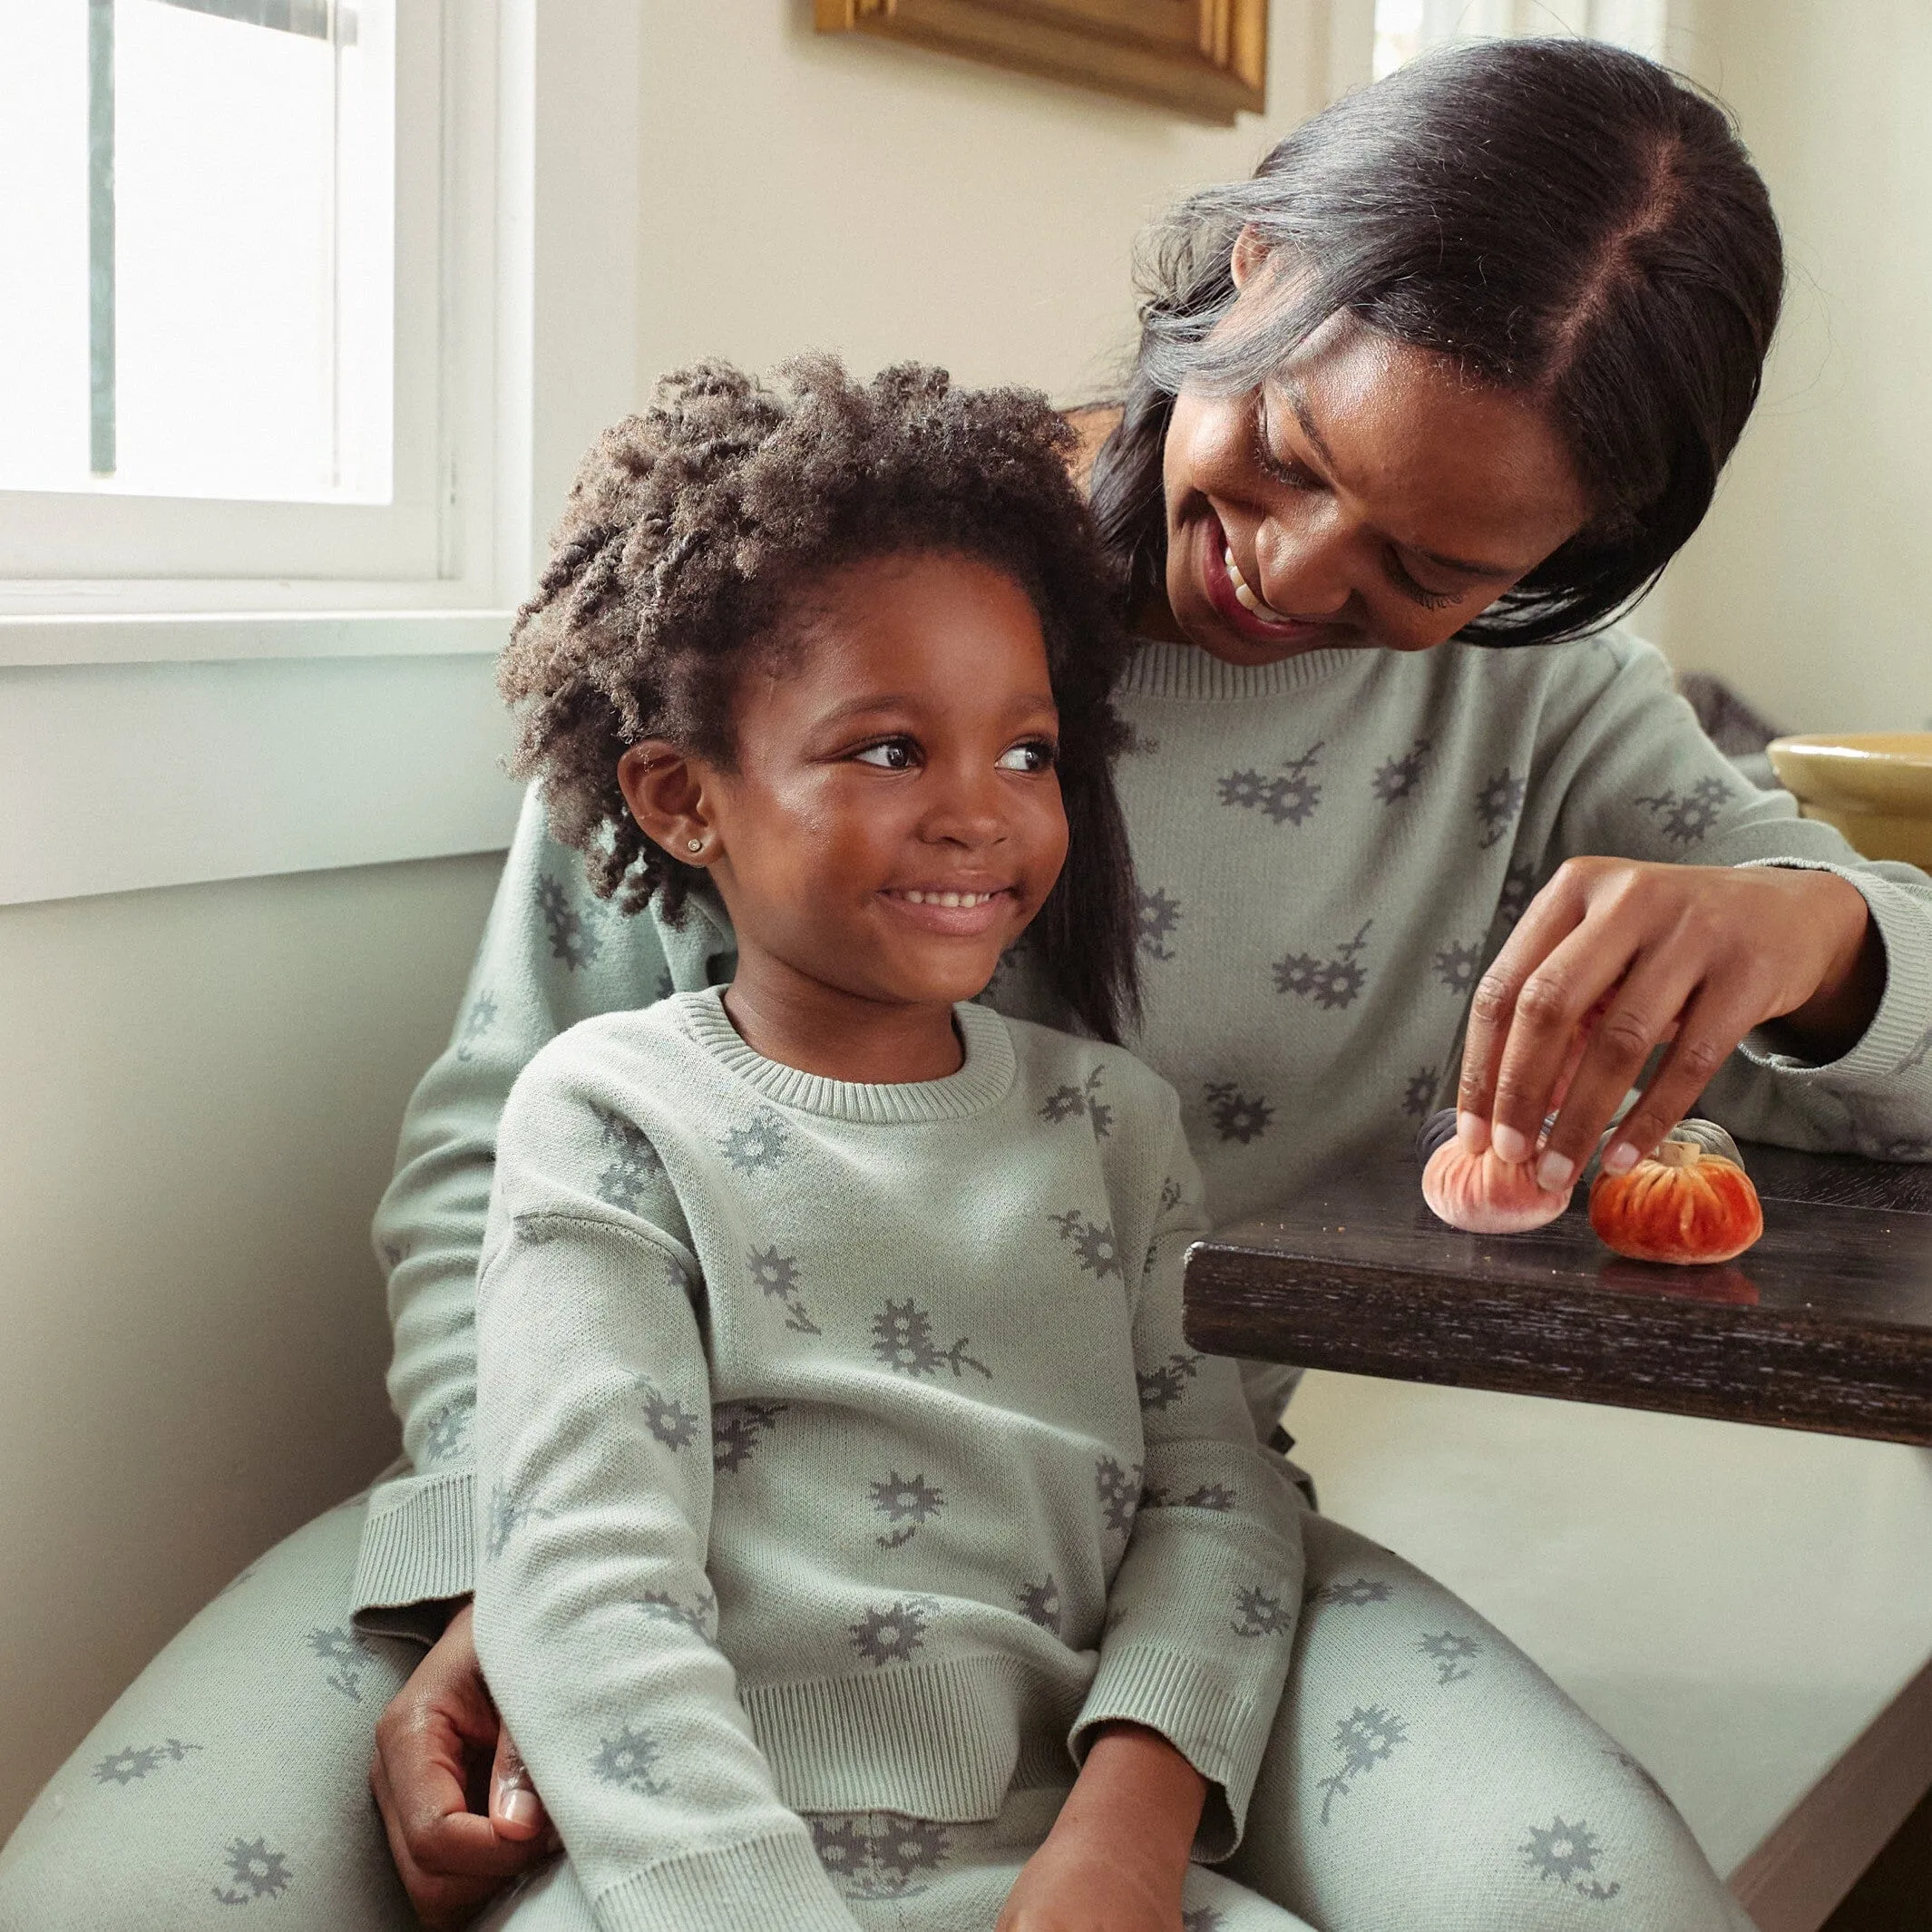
top-left (1257, 512), bottom-right (1354, 620)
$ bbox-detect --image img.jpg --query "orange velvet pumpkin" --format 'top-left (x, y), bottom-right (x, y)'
top-left (1586, 1137), bottom-right (1763, 1264)
top-left (1421, 1138), bottom-right (1574, 1234)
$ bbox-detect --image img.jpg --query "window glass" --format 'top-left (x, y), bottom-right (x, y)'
top-left (1373, 0), bottom-right (1665, 82)
top-left (0, 0), bottom-right (394, 503)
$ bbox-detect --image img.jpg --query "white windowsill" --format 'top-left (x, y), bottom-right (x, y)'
top-left (1, 638), bottom-right (523, 907)
top-left (0, 608), bottom-right (513, 668)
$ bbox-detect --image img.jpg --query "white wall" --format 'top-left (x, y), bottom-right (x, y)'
top-left (1645, 1), bottom-right (1932, 734)
top-left (629, 1), bottom-right (1371, 401)
top-left (0, 854), bottom-right (503, 1836)
top-left (1, 0), bottom-right (1372, 1837)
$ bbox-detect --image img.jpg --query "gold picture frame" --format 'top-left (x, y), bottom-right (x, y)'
top-left (815, 0), bottom-right (1267, 123)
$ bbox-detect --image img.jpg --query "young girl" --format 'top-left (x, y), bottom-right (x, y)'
top-left (468, 357), bottom-right (1305, 1932)
top-left (8, 36), bottom-right (1896, 1930)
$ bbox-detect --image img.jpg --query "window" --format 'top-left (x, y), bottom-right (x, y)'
top-left (0, 0), bottom-right (652, 907)
top-left (0, 0), bottom-right (505, 611)
top-left (1372, 0), bottom-right (1666, 82)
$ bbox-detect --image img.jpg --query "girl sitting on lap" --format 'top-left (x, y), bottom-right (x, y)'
top-left (471, 358), bottom-right (1304, 1931)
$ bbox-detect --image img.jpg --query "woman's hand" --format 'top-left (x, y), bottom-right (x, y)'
top-left (1458, 858), bottom-right (1884, 1192)
top-left (368, 1602), bottom-right (558, 1928)
top-left (997, 1723), bottom-right (1205, 1932)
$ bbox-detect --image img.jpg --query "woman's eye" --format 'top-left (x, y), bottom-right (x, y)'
top-left (1384, 549), bottom-right (1466, 611)
top-left (853, 737), bottom-right (918, 770)
top-left (997, 739), bottom-right (1058, 774)
top-left (1254, 396), bottom-right (1321, 491)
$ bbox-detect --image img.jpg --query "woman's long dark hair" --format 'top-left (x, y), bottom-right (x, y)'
top-left (1091, 37), bottom-right (1784, 644)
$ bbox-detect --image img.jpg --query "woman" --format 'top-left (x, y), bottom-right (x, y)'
top-left (6, 37), bottom-right (1922, 1931)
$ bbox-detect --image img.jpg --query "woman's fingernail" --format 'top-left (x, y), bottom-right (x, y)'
top-left (1491, 1123), bottom-right (1529, 1165)
top-left (1602, 1141), bottom-right (1638, 1176)
top-left (1456, 1110), bottom-right (1489, 1155)
top-left (501, 1789), bottom-right (540, 1830)
top-left (1536, 1150), bottom-right (1576, 1193)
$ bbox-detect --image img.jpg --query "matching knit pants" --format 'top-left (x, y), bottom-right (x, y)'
top-left (0, 1495), bottom-right (1753, 1932)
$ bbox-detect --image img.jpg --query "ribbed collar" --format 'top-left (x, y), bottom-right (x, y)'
top-left (1118, 637), bottom-right (1376, 702)
top-left (676, 987), bottom-right (1017, 1125)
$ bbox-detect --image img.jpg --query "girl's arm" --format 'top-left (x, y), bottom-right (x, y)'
top-left (1059, 1113), bottom-right (1303, 1869)
top-left (358, 786), bottom-right (734, 1921)
top-left (998, 1723), bottom-right (1205, 1932)
top-left (472, 1041), bottom-right (859, 1932)
top-left (1461, 636), bottom-right (1932, 1186)
top-left (361, 787), bottom-right (732, 1626)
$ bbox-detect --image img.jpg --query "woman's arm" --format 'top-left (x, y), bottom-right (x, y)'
top-left (1459, 637), bottom-right (1932, 1185)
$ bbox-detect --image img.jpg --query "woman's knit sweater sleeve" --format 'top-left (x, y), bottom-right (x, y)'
top-left (355, 787), bottom-right (735, 1624)
top-left (1071, 1116), bottom-right (1303, 1860)
top-left (471, 1043), bottom-right (861, 1932)
top-left (1531, 636), bottom-right (1932, 1157)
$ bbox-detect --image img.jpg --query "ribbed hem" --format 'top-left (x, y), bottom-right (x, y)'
top-left (1117, 637), bottom-right (1372, 702)
top-left (1734, 860), bottom-right (1932, 1084)
top-left (746, 1652), bottom-right (1036, 1818)
top-left (349, 1465), bottom-right (476, 1617)
top-left (1071, 1643), bottom-right (1273, 1860)
top-left (676, 988), bottom-right (1017, 1123)
top-left (591, 1829), bottom-right (857, 1932)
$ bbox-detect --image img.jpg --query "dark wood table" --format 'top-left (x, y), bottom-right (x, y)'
top-left (1183, 1144), bottom-right (1932, 1445)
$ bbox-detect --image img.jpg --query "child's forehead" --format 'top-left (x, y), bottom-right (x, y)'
top-left (732, 552), bottom-right (1058, 718)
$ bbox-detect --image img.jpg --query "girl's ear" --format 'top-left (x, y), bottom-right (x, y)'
top-left (618, 739), bottom-right (718, 865)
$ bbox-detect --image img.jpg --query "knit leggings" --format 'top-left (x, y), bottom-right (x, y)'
top-left (0, 1497), bottom-right (1752, 1932)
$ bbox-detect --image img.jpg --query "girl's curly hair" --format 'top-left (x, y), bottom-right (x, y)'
top-left (500, 355), bottom-right (1141, 1042)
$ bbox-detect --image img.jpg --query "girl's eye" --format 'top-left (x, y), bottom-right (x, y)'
top-left (997, 739), bottom-right (1058, 775)
top-left (853, 737), bottom-right (919, 770)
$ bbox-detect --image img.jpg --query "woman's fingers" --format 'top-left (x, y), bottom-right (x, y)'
top-left (1460, 858), bottom-right (1835, 1186)
top-left (1458, 866), bottom-right (1618, 1161)
top-left (1595, 986), bottom-right (1758, 1175)
top-left (1531, 959), bottom-right (1701, 1188)
top-left (490, 1726), bottom-right (552, 1841)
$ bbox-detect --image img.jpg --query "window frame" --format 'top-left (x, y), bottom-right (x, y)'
top-left (0, 0), bottom-right (515, 629)
top-left (1, 0), bottom-right (647, 905)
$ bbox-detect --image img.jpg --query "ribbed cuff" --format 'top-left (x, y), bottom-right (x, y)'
top-left (1736, 860), bottom-right (1932, 1084)
top-left (1071, 1643), bottom-right (1281, 1859)
top-left (590, 1829), bottom-right (859, 1932)
top-left (349, 1465), bottom-right (476, 1617)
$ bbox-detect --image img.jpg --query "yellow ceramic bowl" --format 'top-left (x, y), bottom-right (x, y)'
top-left (1766, 733), bottom-right (1932, 865)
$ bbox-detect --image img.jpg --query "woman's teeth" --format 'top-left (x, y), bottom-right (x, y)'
top-left (903, 890), bottom-right (998, 908)
top-left (1224, 546), bottom-right (1291, 623)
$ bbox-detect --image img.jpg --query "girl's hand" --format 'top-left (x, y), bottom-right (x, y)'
top-left (997, 1723), bottom-right (1204, 1932)
top-left (1458, 858), bottom-right (1883, 1193)
top-left (368, 1602), bottom-right (559, 1928)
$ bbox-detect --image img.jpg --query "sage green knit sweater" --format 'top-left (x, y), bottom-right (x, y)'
top-left (362, 629), bottom-right (1932, 1624)
top-left (470, 991), bottom-right (1300, 1932)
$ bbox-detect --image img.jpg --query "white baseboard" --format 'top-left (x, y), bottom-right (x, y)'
top-left (1732, 1654), bottom-right (1932, 1932)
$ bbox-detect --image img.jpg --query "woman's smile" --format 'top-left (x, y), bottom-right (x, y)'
top-left (1195, 509), bottom-right (1353, 649)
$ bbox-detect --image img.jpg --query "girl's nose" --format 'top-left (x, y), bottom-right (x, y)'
top-left (1257, 512), bottom-right (1353, 620)
top-left (921, 762), bottom-right (1008, 847)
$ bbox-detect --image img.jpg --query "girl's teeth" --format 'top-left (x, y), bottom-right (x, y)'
top-left (903, 890), bottom-right (991, 908)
